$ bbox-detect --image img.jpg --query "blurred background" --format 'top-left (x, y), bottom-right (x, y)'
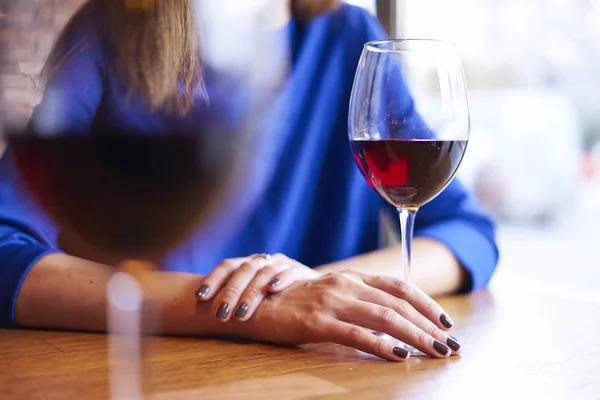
top-left (348, 0), bottom-right (600, 300)
top-left (1, 0), bottom-right (598, 298)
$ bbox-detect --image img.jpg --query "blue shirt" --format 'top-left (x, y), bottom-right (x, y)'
top-left (0, 4), bottom-right (499, 327)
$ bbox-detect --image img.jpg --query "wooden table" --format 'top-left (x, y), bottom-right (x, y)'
top-left (2, 280), bottom-right (599, 400)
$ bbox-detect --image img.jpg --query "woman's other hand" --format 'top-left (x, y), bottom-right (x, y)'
top-left (195, 253), bottom-right (319, 322)
top-left (242, 271), bottom-right (461, 361)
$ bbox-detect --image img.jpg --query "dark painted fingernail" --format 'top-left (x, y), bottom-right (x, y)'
top-left (440, 313), bottom-right (454, 328)
top-left (393, 346), bottom-right (410, 359)
top-left (268, 278), bottom-right (280, 288)
top-left (234, 303), bottom-right (249, 319)
top-left (216, 303), bottom-right (230, 320)
top-left (446, 336), bottom-right (461, 352)
top-left (195, 285), bottom-right (210, 299)
top-left (433, 340), bottom-right (450, 356)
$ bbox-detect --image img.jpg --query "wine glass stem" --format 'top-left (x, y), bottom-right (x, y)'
top-left (107, 269), bottom-right (143, 400)
top-left (107, 260), bottom-right (158, 400)
top-left (398, 208), bottom-right (417, 283)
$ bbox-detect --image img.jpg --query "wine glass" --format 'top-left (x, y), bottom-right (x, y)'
top-left (0, 0), bottom-right (290, 396)
top-left (348, 39), bottom-right (470, 349)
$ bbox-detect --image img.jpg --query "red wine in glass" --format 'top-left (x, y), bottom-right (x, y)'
top-left (10, 132), bottom-right (238, 264)
top-left (351, 139), bottom-right (467, 208)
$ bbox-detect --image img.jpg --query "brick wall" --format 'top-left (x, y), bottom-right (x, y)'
top-left (0, 0), bottom-right (85, 129)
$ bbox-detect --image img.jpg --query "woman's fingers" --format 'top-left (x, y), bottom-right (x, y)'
top-left (358, 273), bottom-right (455, 331)
top-left (265, 261), bottom-right (319, 294)
top-left (264, 267), bottom-right (291, 293)
top-left (232, 260), bottom-right (290, 321)
top-left (357, 288), bottom-right (461, 354)
top-left (210, 256), bottom-right (273, 322)
top-left (323, 319), bottom-right (411, 362)
top-left (194, 257), bottom-right (246, 301)
top-left (196, 253), bottom-right (306, 322)
top-left (232, 254), bottom-right (319, 321)
top-left (338, 299), bottom-right (452, 359)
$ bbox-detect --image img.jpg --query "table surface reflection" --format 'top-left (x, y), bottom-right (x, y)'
top-left (1, 280), bottom-right (599, 400)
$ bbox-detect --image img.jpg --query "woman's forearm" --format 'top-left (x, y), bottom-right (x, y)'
top-left (314, 238), bottom-right (469, 297)
top-left (14, 253), bottom-right (227, 336)
top-left (13, 239), bottom-right (467, 335)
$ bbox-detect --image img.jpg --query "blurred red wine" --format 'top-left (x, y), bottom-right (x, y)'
top-left (10, 131), bottom-right (236, 263)
top-left (351, 139), bottom-right (467, 208)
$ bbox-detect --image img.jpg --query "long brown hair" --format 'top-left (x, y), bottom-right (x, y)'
top-left (40, 0), bottom-right (341, 116)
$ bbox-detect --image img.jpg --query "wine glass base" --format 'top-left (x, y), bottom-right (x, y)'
top-left (376, 333), bottom-right (427, 357)
top-left (396, 342), bottom-right (426, 357)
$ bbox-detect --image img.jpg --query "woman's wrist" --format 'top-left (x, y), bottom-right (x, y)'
top-left (135, 271), bottom-right (221, 337)
top-left (312, 238), bottom-right (467, 297)
top-left (144, 270), bottom-right (267, 339)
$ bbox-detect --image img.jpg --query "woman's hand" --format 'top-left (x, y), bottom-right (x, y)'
top-left (240, 271), bottom-right (461, 361)
top-left (195, 253), bottom-right (319, 322)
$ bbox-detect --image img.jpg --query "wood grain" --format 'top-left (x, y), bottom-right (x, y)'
top-left (2, 281), bottom-right (599, 400)
top-left (151, 373), bottom-right (347, 400)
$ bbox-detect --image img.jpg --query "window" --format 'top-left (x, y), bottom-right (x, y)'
top-left (394, 0), bottom-right (600, 299)
top-left (344, 0), bottom-right (376, 13)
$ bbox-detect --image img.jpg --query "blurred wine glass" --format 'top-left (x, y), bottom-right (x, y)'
top-left (0, 0), bottom-right (290, 397)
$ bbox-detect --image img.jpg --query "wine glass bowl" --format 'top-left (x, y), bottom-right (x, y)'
top-left (350, 139), bottom-right (467, 209)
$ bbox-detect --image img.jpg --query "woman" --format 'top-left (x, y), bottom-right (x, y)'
top-left (0, 0), bottom-right (498, 361)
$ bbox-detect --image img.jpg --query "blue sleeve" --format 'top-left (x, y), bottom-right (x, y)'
top-left (348, 5), bottom-right (499, 290)
top-left (0, 151), bottom-right (62, 328)
top-left (414, 180), bottom-right (499, 291)
top-left (0, 31), bottom-right (103, 328)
